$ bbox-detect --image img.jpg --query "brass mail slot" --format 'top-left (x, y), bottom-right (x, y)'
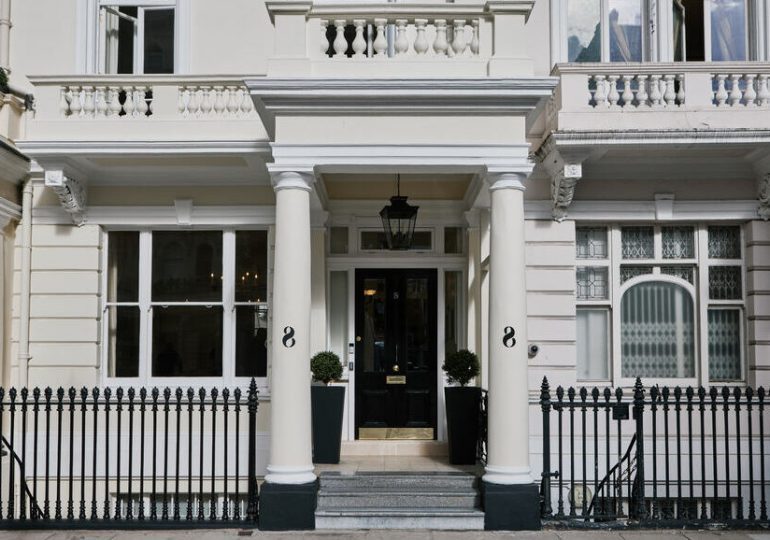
top-left (386, 375), bottom-right (406, 385)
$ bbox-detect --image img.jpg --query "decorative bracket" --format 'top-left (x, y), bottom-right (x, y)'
top-left (551, 163), bottom-right (582, 222)
top-left (759, 173), bottom-right (770, 220)
top-left (44, 170), bottom-right (87, 225)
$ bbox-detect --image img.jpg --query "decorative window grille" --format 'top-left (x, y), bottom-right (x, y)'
top-left (708, 309), bottom-right (742, 381)
top-left (621, 226), bottom-right (654, 259)
top-left (708, 226), bottom-right (741, 258)
top-left (662, 226), bottom-right (695, 259)
top-left (576, 266), bottom-right (609, 300)
top-left (576, 227), bottom-right (608, 259)
top-left (661, 265), bottom-right (695, 284)
top-left (620, 265), bottom-right (653, 283)
top-left (708, 266), bottom-right (742, 300)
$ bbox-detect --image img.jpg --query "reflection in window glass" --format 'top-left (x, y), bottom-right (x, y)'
top-left (711, 0), bottom-right (746, 61)
top-left (143, 8), bottom-right (175, 74)
top-left (152, 231), bottom-right (222, 302)
top-left (360, 230), bottom-right (432, 251)
top-left (330, 227), bottom-right (349, 254)
top-left (235, 305), bottom-right (267, 377)
top-left (329, 272), bottom-right (348, 363)
top-left (107, 306), bottom-right (140, 377)
top-left (444, 227), bottom-right (463, 254)
top-left (567, 0), bottom-right (601, 62)
top-left (235, 231), bottom-right (268, 302)
top-left (577, 308), bottom-right (610, 380)
top-left (107, 231), bottom-right (139, 302)
top-left (362, 279), bottom-right (386, 373)
top-left (152, 306), bottom-right (223, 377)
top-left (609, 0), bottom-right (642, 61)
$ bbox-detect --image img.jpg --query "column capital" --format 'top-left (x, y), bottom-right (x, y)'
top-left (270, 170), bottom-right (315, 193)
top-left (484, 171), bottom-right (529, 192)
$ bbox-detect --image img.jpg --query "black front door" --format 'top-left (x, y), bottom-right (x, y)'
top-left (354, 269), bottom-right (438, 440)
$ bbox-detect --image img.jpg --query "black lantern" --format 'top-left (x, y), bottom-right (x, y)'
top-left (379, 174), bottom-right (419, 250)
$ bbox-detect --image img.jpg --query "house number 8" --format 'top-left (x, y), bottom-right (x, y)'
top-left (282, 326), bottom-right (296, 348)
top-left (503, 326), bottom-right (516, 348)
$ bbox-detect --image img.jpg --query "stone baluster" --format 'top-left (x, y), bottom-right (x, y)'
top-left (728, 74), bottom-right (743, 106)
top-left (69, 86), bottom-right (83, 116)
top-left (470, 20), bottom-right (479, 56)
top-left (178, 86), bottom-right (188, 116)
top-left (714, 74), bottom-right (728, 106)
top-left (592, 75), bottom-right (607, 107)
top-left (146, 86), bottom-right (154, 116)
top-left (675, 74), bottom-right (685, 105)
top-left (373, 19), bottom-right (388, 57)
top-left (606, 75), bottom-right (619, 107)
top-left (82, 86), bottom-right (95, 117)
top-left (635, 75), bottom-right (649, 106)
top-left (649, 74), bottom-right (662, 106)
top-left (212, 86), bottom-right (225, 115)
top-left (59, 87), bottom-right (71, 116)
top-left (200, 86), bottom-right (213, 115)
top-left (136, 87), bottom-right (149, 116)
top-left (743, 74), bottom-right (757, 106)
top-left (414, 19), bottom-right (429, 55)
top-left (757, 74), bottom-right (770, 107)
top-left (241, 89), bottom-right (254, 115)
top-left (123, 87), bottom-right (136, 116)
top-left (95, 86), bottom-right (108, 117)
top-left (663, 75), bottom-right (676, 106)
top-left (107, 88), bottom-right (122, 116)
top-left (433, 19), bottom-right (448, 57)
top-left (352, 20), bottom-right (367, 58)
top-left (227, 87), bottom-right (240, 115)
top-left (451, 20), bottom-right (467, 56)
top-left (620, 75), bottom-right (633, 107)
top-left (333, 19), bottom-right (348, 57)
top-left (395, 20), bottom-right (409, 55)
top-left (320, 20), bottom-right (329, 56)
top-left (188, 87), bottom-right (201, 116)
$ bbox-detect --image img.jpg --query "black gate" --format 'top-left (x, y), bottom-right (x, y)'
top-left (0, 379), bottom-right (260, 529)
top-left (540, 377), bottom-right (769, 528)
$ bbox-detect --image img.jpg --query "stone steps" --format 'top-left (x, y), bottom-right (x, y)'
top-left (315, 471), bottom-right (484, 530)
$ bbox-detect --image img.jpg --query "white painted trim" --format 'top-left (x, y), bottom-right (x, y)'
top-left (522, 200), bottom-right (760, 221)
top-left (17, 140), bottom-right (272, 157)
top-left (483, 465), bottom-right (533, 485)
top-left (264, 465), bottom-right (316, 485)
top-left (33, 205), bottom-right (276, 226)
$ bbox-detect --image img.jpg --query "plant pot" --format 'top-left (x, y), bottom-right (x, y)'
top-left (444, 386), bottom-right (481, 465)
top-left (311, 385), bottom-right (346, 464)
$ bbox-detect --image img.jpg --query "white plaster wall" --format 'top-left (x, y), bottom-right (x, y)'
top-left (10, 0), bottom-right (79, 76)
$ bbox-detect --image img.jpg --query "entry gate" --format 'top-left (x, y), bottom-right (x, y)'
top-left (0, 380), bottom-right (260, 529)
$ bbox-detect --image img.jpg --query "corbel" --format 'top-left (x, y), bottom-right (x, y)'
top-left (551, 162), bottom-right (582, 222)
top-left (759, 173), bottom-right (770, 221)
top-left (44, 169), bottom-right (87, 226)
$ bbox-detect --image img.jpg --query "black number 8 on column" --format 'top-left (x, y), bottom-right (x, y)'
top-left (503, 326), bottom-right (516, 348)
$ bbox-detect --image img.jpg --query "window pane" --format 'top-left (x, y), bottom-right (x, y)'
top-left (445, 271), bottom-right (461, 356)
top-left (620, 265), bottom-right (653, 283)
top-left (577, 309), bottom-right (609, 380)
top-left (621, 226), bottom-right (654, 259)
top-left (661, 265), bottom-right (695, 284)
top-left (117, 6), bottom-right (137, 74)
top-left (235, 231), bottom-right (268, 303)
top-left (621, 281), bottom-right (695, 378)
top-left (108, 231), bottom-right (139, 302)
top-left (330, 227), bottom-right (349, 255)
top-left (709, 266), bottom-right (742, 299)
top-left (444, 227), bottom-right (463, 254)
top-left (143, 8), bottom-right (175, 74)
top-left (708, 226), bottom-right (741, 258)
top-left (235, 305), bottom-right (268, 378)
top-left (576, 227), bottom-right (608, 259)
top-left (107, 306), bottom-right (140, 377)
top-left (576, 266), bottom-right (608, 300)
top-left (711, 0), bottom-right (747, 61)
top-left (152, 231), bottom-right (222, 302)
top-left (708, 309), bottom-right (742, 381)
top-left (662, 226), bottom-right (694, 259)
top-left (609, 0), bottom-right (642, 62)
top-left (360, 230), bottom-right (431, 251)
top-left (329, 271), bottom-right (348, 362)
top-left (362, 278), bottom-right (386, 373)
top-left (567, 0), bottom-right (601, 62)
top-left (152, 306), bottom-right (223, 377)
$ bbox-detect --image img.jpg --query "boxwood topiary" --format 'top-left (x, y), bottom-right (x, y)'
top-left (310, 351), bottom-right (343, 385)
top-left (442, 349), bottom-right (480, 387)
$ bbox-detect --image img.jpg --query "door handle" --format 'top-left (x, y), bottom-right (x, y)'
top-left (392, 364), bottom-right (400, 373)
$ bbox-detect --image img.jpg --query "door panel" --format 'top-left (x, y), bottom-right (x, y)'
top-left (355, 269), bottom-right (437, 439)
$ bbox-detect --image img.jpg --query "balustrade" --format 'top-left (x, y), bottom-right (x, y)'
top-left (60, 85), bottom-right (153, 118)
top-left (178, 85), bottom-right (255, 117)
top-left (319, 18), bottom-right (480, 59)
top-left (712, 73), bottom-right (770, 107)
top-left (589, 73), bottom-right (685, 109)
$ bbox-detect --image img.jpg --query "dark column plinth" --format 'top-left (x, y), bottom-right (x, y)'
top-left (482, 481), bottom-right (541, 531)
top-left (258, 481), bottom-right (317, 531)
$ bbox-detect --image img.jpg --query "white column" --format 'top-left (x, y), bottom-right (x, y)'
top-left (483, 172), bottom-right (532, 485)
top-left (265, 170), bottom-right (316, 485)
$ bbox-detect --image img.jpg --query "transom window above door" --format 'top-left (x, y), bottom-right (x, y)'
top-left (98, 1), bottom-right (176, 73)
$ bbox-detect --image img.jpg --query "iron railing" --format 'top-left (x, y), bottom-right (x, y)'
top-left (540, 377), bottom-right (769, 528)
top-left (476, 389), bottom-right (488, 465)
top-left (0, 379), bottom-right (259, 529)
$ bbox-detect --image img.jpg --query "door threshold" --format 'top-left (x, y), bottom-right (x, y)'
top-left (341, 440), bottom-right (448, 457)
top-left (358, 427), bottom-right (434, 440)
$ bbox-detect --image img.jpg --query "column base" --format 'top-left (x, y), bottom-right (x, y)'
top-left (481, 481), bottom-right (541, 531)
top-left (259, 481), bottom-right (318, 531)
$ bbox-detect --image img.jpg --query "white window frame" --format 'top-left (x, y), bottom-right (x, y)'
top-left (576, 223), bottom-right (746, 387)
top-left (101, 228), bottom-right (271, 393)
top-left (81, 0), bottom-right (189, 74)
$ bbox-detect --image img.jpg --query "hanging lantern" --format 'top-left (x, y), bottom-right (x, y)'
top-left (379, 173), bottom-right (419, 250)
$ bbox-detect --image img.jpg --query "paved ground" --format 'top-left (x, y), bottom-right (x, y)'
top-left (2, 530), bottom-right (768, 540)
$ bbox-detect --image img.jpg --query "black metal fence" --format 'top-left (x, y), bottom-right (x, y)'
top-left (540, 377), bottom-right (769, 528)
top-left (0, 380), bottom-right (259, 529)
top-left (477, 389), bottom-right (488, 465)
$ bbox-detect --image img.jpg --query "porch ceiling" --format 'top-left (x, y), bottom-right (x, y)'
top-left (322, 173), bottom-right (474, 201)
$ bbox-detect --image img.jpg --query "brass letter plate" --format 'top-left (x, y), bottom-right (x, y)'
top-left (386, 375), bottom-right (406, 385)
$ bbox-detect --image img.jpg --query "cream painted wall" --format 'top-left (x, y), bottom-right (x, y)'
top-left (526, 0), bottom-right (552, 76)
top-left (10, 0), bottom-right (79, 76)
top-left (746, 220), bottom-right (770, 388)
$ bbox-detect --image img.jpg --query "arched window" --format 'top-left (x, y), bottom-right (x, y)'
top-left (621, 279), bottom-right (695, 378)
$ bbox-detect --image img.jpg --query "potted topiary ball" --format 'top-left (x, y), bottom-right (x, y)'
top-left (310, 351), bottom-right (345, 464)
top-left (442, 349), bottom-right (481, 465)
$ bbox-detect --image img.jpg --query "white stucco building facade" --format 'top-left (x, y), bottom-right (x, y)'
top-left (0, 0), bottom-right (769, 530)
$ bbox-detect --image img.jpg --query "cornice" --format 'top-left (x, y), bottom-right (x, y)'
top-left (0, 140), bottom-right (31, 185)
top-left (16, 140), bottom-right (272, 158)
top-left (539, 130), bottom-right (770, 149)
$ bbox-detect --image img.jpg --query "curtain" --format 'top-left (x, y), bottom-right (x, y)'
top-left (621, 281), bottom-right (695, 378)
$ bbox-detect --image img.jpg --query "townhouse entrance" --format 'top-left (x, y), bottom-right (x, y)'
top-left (354, 269), bottom-right (438, 440)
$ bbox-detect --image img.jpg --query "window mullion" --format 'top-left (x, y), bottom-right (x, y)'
top-left (222, 231), bottom-right (236, 383)
top-left (697, 224), bottom-right (710, 385)
top-left (139, 230), bottom-right (153, 383)
top-left (704, 0), bottom-right (714, 61)
top-left (610, 225), bottom-right (622, 384)
top-left (136, 6), bottom-right (144, 74)
top-left (601, 0), bottom-right (610, 61)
